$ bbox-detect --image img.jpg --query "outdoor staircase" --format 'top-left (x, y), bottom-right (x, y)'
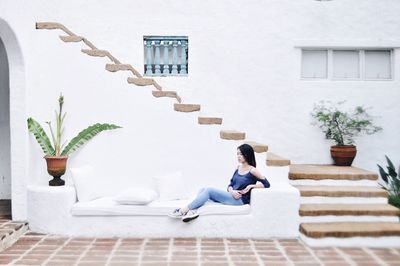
top-left (35, 21), bottom-right (290, 168)
top-left (290, 164), bottom-right (400, 247)
top-left (0, 200), bottom-right (28, 252)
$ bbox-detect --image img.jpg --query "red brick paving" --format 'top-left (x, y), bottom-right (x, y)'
top-left (0, 231), bottom-right (399, 265)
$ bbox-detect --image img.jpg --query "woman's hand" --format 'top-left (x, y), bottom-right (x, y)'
top-left (239, 184), bottom-right (255, 195)
top-left (230, 189), bottom-right (242, 199)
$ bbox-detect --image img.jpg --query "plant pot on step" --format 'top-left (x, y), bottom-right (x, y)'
top-left (44, 156), bottom-right (68, 186)
top-left (330, 145), bottom-right (357, 166)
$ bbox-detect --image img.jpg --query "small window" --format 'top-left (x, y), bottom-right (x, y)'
top-left (301, 50), bottom-right (327, 79)
top-left (143, 36), bottom-right (188, 76)
top-left (333, 50), bottom-right (360, 79)
top-left (365, 50), bottom-right (392, 80)
top-left (300, 48), bottom-right (393, 81)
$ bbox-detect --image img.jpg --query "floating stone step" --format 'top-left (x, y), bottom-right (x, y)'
top-left (244, 141), bottom-right (268, 153)
top-left (106, 64), bottom-right (131, 72)
top-left (299, 204), bottom-right (400, 216)
top-left (81, 49), bottom-right (109, 57)
top-left (266, 152), bottom-right (290, 166)
top-left (300, 222), bottom-right (400, 238)
top-left (36, 22), bottom-right (61, 30)
top-left (174, 103), bottom-right (200, 112)
top-left (220, 130), bottom-right (246, 140)
top-left (152, 90), bottom-right (178, 98)
top-left (289, 165), bottom-right (378, 180)
top-left (127, 77), bottom-right (154, 86)
top-left (198, 117), bottom-right (223, 125)
top-left (295, 185), bottom-right (388, 198)
top-left (59, 35), bottom-right (83, 42)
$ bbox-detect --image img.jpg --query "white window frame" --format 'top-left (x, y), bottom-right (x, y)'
top-left (300, 48), bottom-right (394, 81)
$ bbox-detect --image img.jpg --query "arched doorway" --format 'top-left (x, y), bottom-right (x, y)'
top-left (0, 18), bottom-right (26, 221)
top-left (0, 37), bottom-right (11, 219)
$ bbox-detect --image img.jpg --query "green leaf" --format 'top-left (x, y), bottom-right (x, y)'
top-left (377, 164), bottom-right (388, 183)
top-left (27, 117), bottom-right (55, 155)
top-left (61, 123), bottom-right (121, 155)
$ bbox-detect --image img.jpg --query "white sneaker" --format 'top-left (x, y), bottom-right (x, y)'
top-left (181, 210), bottom-right (199, 223)
top-left (168, 208), bottom-right (185, 219)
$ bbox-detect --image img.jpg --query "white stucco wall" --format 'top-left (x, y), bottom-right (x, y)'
top-left (0, 38), bottom-right (10, 199)
top-left (0, 0), bottom-right (399, 219)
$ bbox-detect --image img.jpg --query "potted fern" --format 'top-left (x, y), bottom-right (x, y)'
top-left (311, 101), bottom-right (382, 166)
top-left (27, 94), bottom-right (121, 186)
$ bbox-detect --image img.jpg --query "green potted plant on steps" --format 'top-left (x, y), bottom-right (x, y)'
top-left (27, 94), bottom-right (121, 186)
top-left (311, 101), bottom-right (382, 166)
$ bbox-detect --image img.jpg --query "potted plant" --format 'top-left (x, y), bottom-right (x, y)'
top-left (311, 101), bottom-right (382, 166)
top-left (378, 156), bottom-right (400, 208)
top-left (27, 94), bottom-right (121, 186)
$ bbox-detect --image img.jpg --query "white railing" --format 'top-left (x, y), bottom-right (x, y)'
top-left (144, 36), bottom-right (188, 76)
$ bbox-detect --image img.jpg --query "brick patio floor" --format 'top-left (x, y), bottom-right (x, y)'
top-left (0, 231), bottom-right (399, 265)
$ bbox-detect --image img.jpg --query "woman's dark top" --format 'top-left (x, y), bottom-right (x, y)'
top-left (227, 168), bottom-right (270, 204)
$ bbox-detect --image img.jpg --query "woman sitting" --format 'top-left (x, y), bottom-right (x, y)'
top-left (169, 143), bottom-right (270, 222)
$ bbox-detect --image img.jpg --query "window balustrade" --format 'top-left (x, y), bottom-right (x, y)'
top-left (143, 36), bottom-right (188, 76)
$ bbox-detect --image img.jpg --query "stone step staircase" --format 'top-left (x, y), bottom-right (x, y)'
top-left (290, 164), bottom-right (400, 247)
top-left (0, 200), bottom-right (29, 252)
top-left (35, 21), bottom-right (291, 168)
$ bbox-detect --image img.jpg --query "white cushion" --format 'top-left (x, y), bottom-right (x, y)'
top-left (71, 197), bottom-right (251, 216)
top-left (113, 187), bottom-right (158, 205)
top-left (70, 165), bottom-right (107, 202)
top-left (153, 171), bottom-right (188, 201)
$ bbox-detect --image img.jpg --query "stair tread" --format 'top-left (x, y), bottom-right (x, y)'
top-left (244, 141), bottom-right (268, 153)
top-left (266, 152), bottom-right (290, 166)
top-left (174, 103), bottom-right (200, 112)
top-left (220, 130), bottom-right (246, 140)
top-left (289, 164), bottom-right (378, 180)
top-left (300, 222), bottom-right (400, 238)
top-left (198, 117), bottom-right (223, 125)
top-left (295, 185), bottom-right (388, 197)
top-left (300, 204), bottom-right (400, 216)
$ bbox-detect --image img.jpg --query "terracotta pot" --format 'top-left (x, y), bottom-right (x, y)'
top-left (44, 156), bottom-right (68, 186)
top-left (330, 145), bottom-right (357, 166)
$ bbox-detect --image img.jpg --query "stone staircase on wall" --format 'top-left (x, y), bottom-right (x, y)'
top-left (0, 200), bottom-right (28, 252)
top-left (35, 22), bottom-right (290, 169)
top-left (289, 165), bottom-right (400, 247)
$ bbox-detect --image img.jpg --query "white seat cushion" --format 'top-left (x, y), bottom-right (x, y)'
top-left (113, 187), bottom-right (158, 205)
top-left (71, 197), bottom-right (251, 216)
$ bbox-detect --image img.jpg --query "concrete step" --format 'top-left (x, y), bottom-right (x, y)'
top-left (36, 22), bottom-right (61, 30)
top-left (300, 222), bottom-right (400, 247)
top-left (81, 49), bottom-right (109, 57)
top-left (289, 165), bottom-right (378, 181)
top-left (220, 130), bottom-right (246, 140)
top-left (296, 185), bottom-right (388, 198)
top-left (174, 103), bottom-right (200, 112)
top-left (0, 221), bottom-right (29, 252)
top-left (106, 64), bottom-right (132, 72)
top-left (300, 204), bottom-right (400, 216)
top-left (289, 164), bottom-right (379, 187)
top-left (127, 77), bottom-right (154, 86)
top-left (243, 141), bottom-right (268, 153)
top-left (266, 152), bottom-right (290, 166)
top-left (300, 222), bottom-right (400, 238)
top-left (198, 117), bottom-right (223, 125)
top-left (152, 91), bottom-right (182, 103)
top-left (59, 35), bottom-right (83, 42)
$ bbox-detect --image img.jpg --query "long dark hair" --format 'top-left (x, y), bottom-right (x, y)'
top-left (238, 144), bottom-right (256, 167)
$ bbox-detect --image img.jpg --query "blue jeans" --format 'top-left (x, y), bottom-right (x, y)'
top-left (187, 187), bottom-right (244, 210)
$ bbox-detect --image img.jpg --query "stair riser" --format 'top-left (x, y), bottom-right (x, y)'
top-left (290, 179), bottom-right (378, 187)
top-left (0, 224), bottom-right (28, 252)
top-left (300, 197), bottom-right (387, 204)
top-left (300, 216), bottom-right (399, 223)
top-left (300, 233), bottom-right (400, 247)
